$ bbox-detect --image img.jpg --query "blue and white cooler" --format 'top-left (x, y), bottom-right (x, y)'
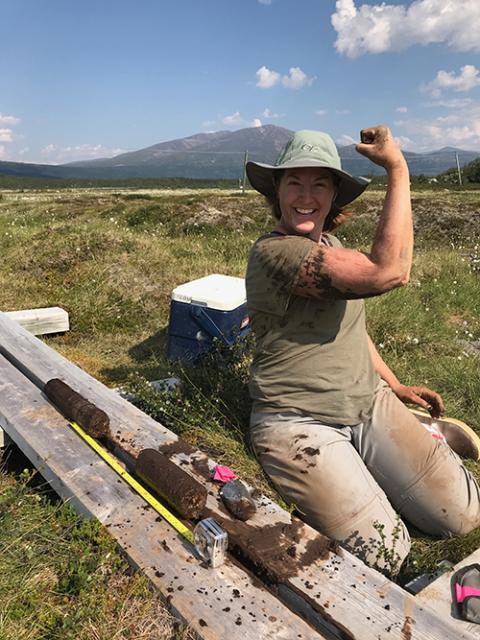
top-left (167, 274), bottom-right (250, 363)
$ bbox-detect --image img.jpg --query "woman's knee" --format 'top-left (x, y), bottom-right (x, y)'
top-left (394, 447), bottom-right (480, 537)
top-left (419, 507), bottom-right (480, 538)
top-left (250, 412), bottom-right (412, 574)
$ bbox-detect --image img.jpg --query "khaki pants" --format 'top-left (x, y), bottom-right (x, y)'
top-left (250, 381), bottom-right (480, 574)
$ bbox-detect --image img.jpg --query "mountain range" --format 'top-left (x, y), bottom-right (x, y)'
top-left (1, 125), bottom-right (478, 180)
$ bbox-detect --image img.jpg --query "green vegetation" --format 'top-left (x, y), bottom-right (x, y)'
top-left (1, 185), bottom-right (480, 632)
top-left (0, 175), bottom-right (238, 190)
top-left (0, 468), bottom-right (193, 639)
top-left (437, 156), bottom-right (480, 186)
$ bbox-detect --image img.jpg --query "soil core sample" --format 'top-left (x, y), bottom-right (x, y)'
top-left (136, 448), bottom-right (208, 519)
top-left (44, 378), bottom-right (111, 439)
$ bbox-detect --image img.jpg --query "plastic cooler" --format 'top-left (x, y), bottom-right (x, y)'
top-left (167, 274), bottom-right (250, 362)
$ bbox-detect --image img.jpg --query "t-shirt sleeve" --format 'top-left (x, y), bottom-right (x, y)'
top-left (245, 234), bottom-right (312, 316)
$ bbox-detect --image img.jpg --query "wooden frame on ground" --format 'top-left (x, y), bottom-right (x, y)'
top-left (0, 311), bottom-right (477, 640)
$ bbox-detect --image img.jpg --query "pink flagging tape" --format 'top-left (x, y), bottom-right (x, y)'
top-left (212, 465), bottom-right (237, 482)
top-left (455, 584), bottom-right (480, 603)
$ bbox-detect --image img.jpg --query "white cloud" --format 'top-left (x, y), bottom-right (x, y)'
top-left (424, 97), bottom-right (473, 109)
top-left (281, 67), bottom-right (315, 89)
top-left (336, 134), bottom-right (356, 146)
top-left (0, 128), bottom-right (13, 142)
top-left (394, 136), bottom-right (416, 151)
top-left (336, 109), bottom-right (350, 115)
top-left (395, 101), bottom-right (480, 150)
top-left (222, 111), bottom-right (243, 125)
top-left (0, 113), bottom-right (20, 126)
top-left (396, 106), bottom-right (408, 113)
top-left (422, 65), bottom-right (480, 97)
top-left (315, 109), bottom-right (327, 116)
top-left (256, 65), bottom-right (314, 89)
top-left (42, 144), bottom-right (56, 155)
top-left (332, 0), bottom-right (480, 58)
top-left (258, 0), bottom-right (272, 4)
top-left (206, 113), bottom-right (266, 130)
top-left (256, 66), bottom-right (280, 89)
top-left (262, 108), bottom-right (281, 119)
top-left (0, 145), bottom-right (6, 159)
top-left (39, 143), bottom-right (127, 164)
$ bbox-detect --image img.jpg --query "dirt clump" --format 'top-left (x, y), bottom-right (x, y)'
top-left (202, 509), bottom-right (338, 584)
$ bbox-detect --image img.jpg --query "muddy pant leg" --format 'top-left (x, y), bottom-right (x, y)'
top-left (250, 411), bottom-right (411, 573)
top-left (352, 382), bottom-right (480, 536)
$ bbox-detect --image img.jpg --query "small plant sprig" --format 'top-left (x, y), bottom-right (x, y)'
top-left (371, 519), bottom-right (404, 578)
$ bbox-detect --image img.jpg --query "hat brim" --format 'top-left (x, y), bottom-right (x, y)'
top-left (246, 159), bottom-right (370, 208)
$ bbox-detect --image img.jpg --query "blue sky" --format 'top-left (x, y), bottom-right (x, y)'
top-left (2, 0), bottom-right (479, 164)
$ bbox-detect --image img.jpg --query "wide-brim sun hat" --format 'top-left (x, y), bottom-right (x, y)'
top-left (246, 129), bottom-right (369, 208)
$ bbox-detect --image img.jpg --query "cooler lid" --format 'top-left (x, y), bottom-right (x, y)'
top-left (171, 274), bottom-right (246, 311)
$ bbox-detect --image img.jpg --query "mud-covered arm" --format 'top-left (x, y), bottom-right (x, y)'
top-left (367, 335), bottom-right (444, 418)
top-left (293, 125), bottom-right (413, 300)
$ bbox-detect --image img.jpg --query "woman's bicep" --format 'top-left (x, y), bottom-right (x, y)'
top-left (293, 245), bottom-right (407, 300)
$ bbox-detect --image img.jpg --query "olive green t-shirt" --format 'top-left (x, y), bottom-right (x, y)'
top-left (245, 232), bottom-right (379, 425)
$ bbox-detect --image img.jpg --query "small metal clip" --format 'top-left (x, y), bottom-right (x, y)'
top-left (193, 517), bottom-right (228, 568)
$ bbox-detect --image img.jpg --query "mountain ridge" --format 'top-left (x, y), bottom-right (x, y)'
top-left (1, 125), bottom-right (478, 180)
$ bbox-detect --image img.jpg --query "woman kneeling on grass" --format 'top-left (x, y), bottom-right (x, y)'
top-left (245, 125), bottom-right (480, 574)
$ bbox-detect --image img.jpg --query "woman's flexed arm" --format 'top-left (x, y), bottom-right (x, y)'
top-left (293, 126), bottom-right (413, 300)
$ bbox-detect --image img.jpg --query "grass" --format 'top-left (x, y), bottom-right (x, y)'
top-left (0, 465), bottom-right (193, 640)
top-left (0, 184), bottom-right (480, 629)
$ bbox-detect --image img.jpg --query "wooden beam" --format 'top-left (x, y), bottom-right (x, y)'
top-left (5, 307), bottom-right (69, 335)
top-left (0, 353), bottom-right (322, 640)
top-left (0, 311), bottom-right (476, 640)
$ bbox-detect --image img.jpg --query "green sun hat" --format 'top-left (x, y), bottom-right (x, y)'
top-left (246, 130), bottom-right (370, 207)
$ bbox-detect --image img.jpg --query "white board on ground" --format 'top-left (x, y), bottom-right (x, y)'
top-left (5, 306), bottom-right (69, 335)
top-left (0, 311), bottom-right (476, 640)
top-left (0, 353), bottom-right (322, 640)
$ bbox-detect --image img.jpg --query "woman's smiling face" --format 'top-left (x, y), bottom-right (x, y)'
top-left (276, 167), bottom-right (336, 241)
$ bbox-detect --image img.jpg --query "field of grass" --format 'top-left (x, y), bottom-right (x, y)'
top-left (1, 184), bottom-right (480, 635)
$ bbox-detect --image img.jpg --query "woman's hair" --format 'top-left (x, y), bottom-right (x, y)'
top-left (268, 169), bottom-right (353, 232)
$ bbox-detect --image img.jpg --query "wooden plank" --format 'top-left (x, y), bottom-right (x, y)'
top-left (5, 307), bottom-right (69, 335)
top-left (0, 311), bottom-right (476, 640)
top-left (0, 353), bottom-right (322, 640)
top-left (417, 550), bottom-right (480, 636)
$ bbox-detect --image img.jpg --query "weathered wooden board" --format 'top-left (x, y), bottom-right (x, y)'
top-left (0, 353), bottom-right (321, 640)
top-left (0, 311), bottom-right (476, 640)
top-left (5, 306), bottom-right (69, 335)
top-left (417, 550), bottom-right (480, 636)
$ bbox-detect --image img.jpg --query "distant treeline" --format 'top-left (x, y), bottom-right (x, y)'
top-left (1, 161), bottom-right (479, 191)
top-left (0, 175), bottom-right (239, 190)
top-left (368, 157), bottom-right (480, 189)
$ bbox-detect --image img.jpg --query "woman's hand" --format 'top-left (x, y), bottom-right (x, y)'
top-left (392, 384), bottom-right (445, 419)
top-left (356, 125), bottom-right (406, 171)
